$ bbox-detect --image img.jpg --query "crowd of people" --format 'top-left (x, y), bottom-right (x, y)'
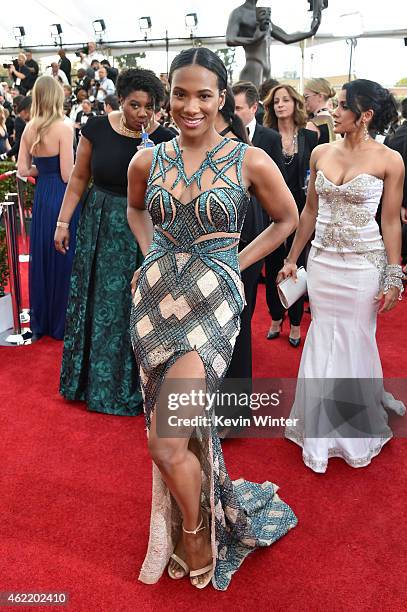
top-left (1, 43), bottom-right (406, 590)
top-left (1, 44), bottom-right (130, 151)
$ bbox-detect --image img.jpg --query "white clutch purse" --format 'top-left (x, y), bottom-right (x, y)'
top-left (277, 266), bottom-right (307, 309)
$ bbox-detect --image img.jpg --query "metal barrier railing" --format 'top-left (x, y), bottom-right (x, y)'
top-left (0, 168), bottom-right (36, 344)
top-left (0, 195), bottom-right (33, 345)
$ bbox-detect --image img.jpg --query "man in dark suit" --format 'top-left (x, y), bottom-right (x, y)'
top-left (216, 82), bottom-right (285, 436)
top-left (58, 49), bottom-right (72, 85)
top-left (232, 80), bottom-right (285, 310)
top-left (25, 51), bottom-right (39, 91)
top-left (233, 81), bottom-right (284, 172)
top-left (385, 98), bottom-right (407, 267)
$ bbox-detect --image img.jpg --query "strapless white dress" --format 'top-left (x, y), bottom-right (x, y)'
top-left (285, 171), bottom-right (405, 473)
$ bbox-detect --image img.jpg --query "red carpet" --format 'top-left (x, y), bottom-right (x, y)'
top-left (1, 261), bottom-right (406, 611)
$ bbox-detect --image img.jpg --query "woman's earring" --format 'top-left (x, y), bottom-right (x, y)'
top-left (362, 120), bottom-right (370, 141)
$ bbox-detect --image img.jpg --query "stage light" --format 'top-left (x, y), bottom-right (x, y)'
top-left (12, 26), bottom-right (25, 47)
top-left (13, 26), bottom-right (25, 40)
top-left (139, 16), bottom-right (152, 31)
top-left (185, 13), bottom-right (198, 29)
top-left (92, 19), bottom-right (106, 34)
top-left (139, 16), bottom-right (152, 40)
top-left (50, 24), bottom-right (62, 37)
top-left (50, 23), bottom-right (63, 46)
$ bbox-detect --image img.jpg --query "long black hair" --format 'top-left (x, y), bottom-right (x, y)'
top-left (169, 47), bottom-right (227, 91)
top-left (342, 79), bottom-right (398, 134)
top-left (220, 87), bottom-right (250, 144)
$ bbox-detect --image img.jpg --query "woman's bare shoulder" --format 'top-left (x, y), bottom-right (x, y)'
top-left (128, 147), bottom-right (155, 177)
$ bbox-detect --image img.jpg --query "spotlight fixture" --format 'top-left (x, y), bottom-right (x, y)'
top-left (50, 23), bottom-right (62, 46)
top-left (92, 19), bottom-right (106, 34)
top-left (185, 13), bottom-right (198, 29)
top-left (13, 26), bottom-right (25, 39)
top-left (13, 26), bottom-right (25, 46)
top-left (50, 23), bottom-right (62, 37)
top-left (139, 16), bottom-right (152, 40)
top-left (139, 16), bottom-right (152, 30)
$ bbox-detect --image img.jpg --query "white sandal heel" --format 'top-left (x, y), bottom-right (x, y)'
top-left (182, 515), bottom-right (213, 590)
top-left (167, 552), bottom-right (190, 580)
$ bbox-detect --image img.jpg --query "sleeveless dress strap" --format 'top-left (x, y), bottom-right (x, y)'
top-left (147, 142), bottom-right (166, 186)
top-left (234, 142), bottom-right (249, 192)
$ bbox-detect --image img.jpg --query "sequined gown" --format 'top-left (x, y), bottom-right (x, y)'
top-left (285, 171), bottom-right (405, 473)
top-left (130, 138), bottom-right (297, 590)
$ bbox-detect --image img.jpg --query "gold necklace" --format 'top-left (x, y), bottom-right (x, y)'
top-left (118, 114), bottom-right (144, 138)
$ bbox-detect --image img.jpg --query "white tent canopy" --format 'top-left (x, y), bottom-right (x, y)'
top-left (1, 0), bottom-right (406, 86)
top-left (1, 0), bottom-right (405, 51)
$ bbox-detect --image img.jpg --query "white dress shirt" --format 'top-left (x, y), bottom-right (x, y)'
top-left (81, 51), bottom-right (106, 70)
top-left (246, 116), bottom-right (257, 142)
top-left (46, 68), bottom-right (69, 85)
top-left (96, 77), bottom-right (115, 101)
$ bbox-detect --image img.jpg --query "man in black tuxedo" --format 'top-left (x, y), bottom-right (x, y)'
top-left (233, 81), bottom-right (284, 172)
top-left (216, 82), bottom-right (285, 436)
top-left (58, 49), bottom-right (72, 85)
top-left (232, 80), bottom-right (285, 312)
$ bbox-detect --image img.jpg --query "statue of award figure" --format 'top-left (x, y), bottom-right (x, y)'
top-left (226, 0), bottom-right (271, 87)
top-left (226, 0), bottom-right (328, 87)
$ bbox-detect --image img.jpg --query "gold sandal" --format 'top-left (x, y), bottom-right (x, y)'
top-left (167, 551), bottom-right (189, 580)
top-left (182, 515), bottom-right (213, 590)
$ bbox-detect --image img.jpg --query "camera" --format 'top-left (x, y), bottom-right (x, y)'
top-left (75, 45), bottom-right (89, 58)
top-left (3, 63), bottom-right (12, 69)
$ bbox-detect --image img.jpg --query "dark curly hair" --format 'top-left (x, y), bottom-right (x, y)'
top-left (342, 79), bottom-right (398, 134)
top-left (116, 68), bottom-right (165, 110)
top-left (169, 47), bottom-right (227, 92)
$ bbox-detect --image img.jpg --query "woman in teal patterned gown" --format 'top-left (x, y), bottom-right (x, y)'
top-left (127, 49), bottom-right (299, 590)
top-left (54, 69), bottom-right (173, 415)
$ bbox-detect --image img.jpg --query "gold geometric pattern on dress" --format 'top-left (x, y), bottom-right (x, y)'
top-left (133, 287), bottom-right (141, 307)
top-left (212, 353), bottom-right (227, 376)
top-left (186, 324), bottom-right (208, 349)
top-left (197, 269), bottom-right (219, 297)
top-left (175, 252), bottom-right (191, 274)
top-left (159, 293), bottom-right (191, 321)
top-left (136, 314), bottom-right (153, 338)
top-left (146, 262), bottom-right (161, 287)
top-left (214, 300), bottom-right (233, 327)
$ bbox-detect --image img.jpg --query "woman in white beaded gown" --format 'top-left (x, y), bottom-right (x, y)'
top-left (280, 79), bottom-right (406, 473)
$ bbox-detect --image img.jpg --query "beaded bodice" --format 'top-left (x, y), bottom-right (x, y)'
top-left (144, 138), bottom-right (250, 275)
top-left (313, 170), bottom-right (385, 256)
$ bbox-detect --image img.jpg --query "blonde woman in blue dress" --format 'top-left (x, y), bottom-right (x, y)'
top-left (127, 48), bottom-right (299, 590)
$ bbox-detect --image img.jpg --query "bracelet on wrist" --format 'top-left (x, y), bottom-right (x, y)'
top-left (383, 264), bottom-right (404, 298)
top-left (56, 221), bottom-right (70, 229)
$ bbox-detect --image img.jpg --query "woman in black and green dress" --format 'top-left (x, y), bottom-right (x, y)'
top-left (54, 69), bottom-right (174, 415)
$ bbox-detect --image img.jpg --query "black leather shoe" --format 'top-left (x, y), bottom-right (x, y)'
top-left (288, 336), bottom-right (301, 347)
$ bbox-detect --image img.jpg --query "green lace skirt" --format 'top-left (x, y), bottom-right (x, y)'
top-left (60, 185), bottom-right (143, 415)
